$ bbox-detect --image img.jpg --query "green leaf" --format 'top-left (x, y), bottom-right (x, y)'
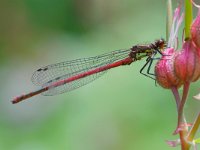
top-left (194, 138), bottom-right (200, 143)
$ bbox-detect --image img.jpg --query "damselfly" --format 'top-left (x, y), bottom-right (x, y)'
top-left (12, 39), bottom-right (166, 104)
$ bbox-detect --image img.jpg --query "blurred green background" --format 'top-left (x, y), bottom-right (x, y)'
top-left (1, 0), bottom-right (200, 150)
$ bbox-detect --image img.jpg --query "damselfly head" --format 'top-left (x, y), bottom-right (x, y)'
top-left (155, 38), bottom-right (166, 50)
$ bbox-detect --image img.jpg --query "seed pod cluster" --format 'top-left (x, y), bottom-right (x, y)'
top-left (155, 11), bottom-right (200, 89)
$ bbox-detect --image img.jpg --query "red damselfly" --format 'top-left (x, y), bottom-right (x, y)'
top-left (12, 39), bottom-right (166, 104)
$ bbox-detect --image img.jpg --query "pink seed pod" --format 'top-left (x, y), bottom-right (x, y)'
top-left (174, 41), bottom-right (200, 82)
top-left (155, 48), bottom-right (182, 89)
top-left (191, 9), bottom-right (200, 48)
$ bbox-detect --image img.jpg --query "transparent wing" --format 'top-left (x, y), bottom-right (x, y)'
top-left (31, 49), bottom-right (131, 96)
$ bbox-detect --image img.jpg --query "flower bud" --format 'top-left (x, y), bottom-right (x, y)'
top-left (174, 41), bottom-right (200, 82)
top-left (155, 48), bottom-right (182, 89)
top-left (191, 10), bottom-right (200, 48)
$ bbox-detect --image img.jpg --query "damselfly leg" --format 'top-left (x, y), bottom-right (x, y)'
top-left (139, 49), bottom-right (164, 80)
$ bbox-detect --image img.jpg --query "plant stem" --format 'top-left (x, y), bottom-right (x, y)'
top-left (173, 82), bottom-right (190, 135)
top-left (178, 82), bottom-right (190, 150)
top-left (180, 129), bottom-right (190, 150)
top-left (171, 86), bottom-right (181, 111)
top-left (185, 0), bottom-right (193, 40)
top-left (186, 113), bottom-right (200, 149)
top-left (166, 0), bottom-right (173, 40)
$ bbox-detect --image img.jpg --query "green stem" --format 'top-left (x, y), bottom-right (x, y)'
top-left (166, 0), bottom-right (173, 40)
top-left (185, 0), bottom-right (193, 40)
top-left (186, 113), bottom-right (200, 149)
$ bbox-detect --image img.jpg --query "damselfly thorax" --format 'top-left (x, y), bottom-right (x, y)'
top-left (129, 38), bottom-right (166, 60)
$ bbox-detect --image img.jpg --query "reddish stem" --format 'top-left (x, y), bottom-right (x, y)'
top-left (171, 85), bottom-right (191, 150)
top-left (174, 82), bottom-right (190, 134)
top-left (180, 129), bottom-right (190, 150)
top-left (171, 86), bottom-right (181, 111)
top-left (178, 82), bottom-right (191, 150)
